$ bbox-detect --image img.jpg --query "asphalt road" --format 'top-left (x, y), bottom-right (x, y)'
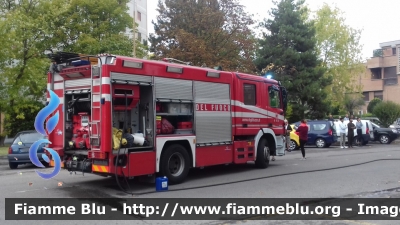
top-left (0, 142), bottom-right (399, 225)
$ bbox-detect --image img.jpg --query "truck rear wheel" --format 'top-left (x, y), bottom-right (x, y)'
top-left (160, 144), bottom-right (190, 184)
top-left (255, 138), bottom-right (270, 168)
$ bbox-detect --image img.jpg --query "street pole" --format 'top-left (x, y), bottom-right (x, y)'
top-left (133, 0), bottom-right (136, 57)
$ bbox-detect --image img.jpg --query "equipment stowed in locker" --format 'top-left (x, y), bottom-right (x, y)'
top-left (111, 83), bottom-right (150, 149)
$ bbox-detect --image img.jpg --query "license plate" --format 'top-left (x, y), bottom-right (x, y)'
top-left (20, 148), bottom-right (29, 153)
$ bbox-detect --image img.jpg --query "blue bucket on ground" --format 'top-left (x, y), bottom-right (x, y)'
top-left (156, 176), bottom-right (168, 191)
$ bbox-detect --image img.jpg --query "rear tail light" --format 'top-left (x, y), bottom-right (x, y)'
top-left (328, 129), bottom-right (332, 136)
top-left (8, 147), bottom-right (12, 154)
top-left (366, 128), bottom-right (369, 134)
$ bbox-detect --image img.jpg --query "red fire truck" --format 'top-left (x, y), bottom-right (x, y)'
top-left (45, 52), bottom-right (288, 184)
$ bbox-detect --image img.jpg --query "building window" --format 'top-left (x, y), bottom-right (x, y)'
top-left (243, 84), bottom-right (256, 105)
top-left (363, 92), bottom-right (369, 101)
top-left (393, 48), bottom-right (396, 55)
top-left (137, 32), bottom-right (141, 41)
top-left (384, 66), bottom-right (397, 78)
top-left (383, 66), bottom-right (398, 85)
top-left (137, 11), bottom-right (141, 21)
top-left (370, 68), bottom-right (382, 79)
top-left (374, 91), bottom-right (383, 100)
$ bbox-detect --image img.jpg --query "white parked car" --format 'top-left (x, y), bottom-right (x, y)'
top-left (333, 119), bottom-right (373, 145)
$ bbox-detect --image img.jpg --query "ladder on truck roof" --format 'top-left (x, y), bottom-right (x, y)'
top-left (89, 60), bottom-right (101, 150)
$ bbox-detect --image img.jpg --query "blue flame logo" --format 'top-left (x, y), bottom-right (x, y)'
top-left (29, 89), bottom-right (61, 179)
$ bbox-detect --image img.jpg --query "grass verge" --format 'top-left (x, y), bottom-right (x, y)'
top-left (0, 146), bottom-right (9, 156)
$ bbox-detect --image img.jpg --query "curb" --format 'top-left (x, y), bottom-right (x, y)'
top-left (330, 139), bottom-right (400, 146)
top-left (0, 155), bottom-right (8, 166)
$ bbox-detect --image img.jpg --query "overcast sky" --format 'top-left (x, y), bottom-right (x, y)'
top-left (146, 0), bottom-right (400, 61)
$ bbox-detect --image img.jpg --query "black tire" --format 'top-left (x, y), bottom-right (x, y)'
top-left (255, 138), bottom-right (270, 168)
top-left (354, 137), bottom-right (366, 146)
top-left (353, 137), bottom-right (359, 146)
top-left (160, 144), bottom-right (190, 184)
top-left (379, 134), bottom-right (390, 144)
top-left (289, 140), bottom-right (298, 151)
top-left (9, 162), bottom-right (18, 169)
top-left (41, 161), bottom-right (50, 167)
top-left (315, 138), bottom-right (326, 148)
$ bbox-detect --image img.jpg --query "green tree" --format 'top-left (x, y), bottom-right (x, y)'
top-left (0, 0), bottom-right (142, 137)
top-left (0, 0), bottom-right (59, 137)
top-left (149, 0), bottom-right (257, 73)
top-left (285, 103), bottom-right (294, 122)
top-left (48, 0), bottom-right (147, 58)
top-left (367, 98), bottom-right (382, 114)
top-left (4, 101), bottom-right (44, 137)
top-left (373, 101), bottom-right (400, 127)
top-left (255, 0), bottom-right (332, 121)
top-left (0, 81), bottom-right (7, 139)
top-left (313, 4), bottom-right (365, 109)
top-left (343, 94), bottom-right (365, 116)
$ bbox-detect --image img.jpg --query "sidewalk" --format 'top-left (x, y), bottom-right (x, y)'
top-left (330, 138), bottom-right (399, 146)
top-left (0, 155), bottom-right (8, 165)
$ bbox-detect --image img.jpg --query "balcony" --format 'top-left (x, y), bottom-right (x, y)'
top-left (360, 79), bottom-right (383, 92)
top-left (382, 55), bottom-right (398, 67)
top-left (367, 57), bottom-right (382, 68)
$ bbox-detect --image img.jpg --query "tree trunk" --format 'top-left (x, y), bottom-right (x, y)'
top-left (0, 136), bottom-right (4, 147)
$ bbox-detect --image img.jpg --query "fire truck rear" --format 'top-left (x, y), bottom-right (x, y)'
top-left (45, 52), bottom-right (288, 184)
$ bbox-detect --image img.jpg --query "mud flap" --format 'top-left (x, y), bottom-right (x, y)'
top-left (276, 135), bottom-right (285, 156)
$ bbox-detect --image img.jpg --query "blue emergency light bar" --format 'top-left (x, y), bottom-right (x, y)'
top-left (263, 74), bottom-right (272, 79)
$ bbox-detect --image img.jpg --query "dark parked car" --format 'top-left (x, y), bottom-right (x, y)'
top-left (362, 117), bottom-right (382, 125)
top-left (293, 120), bottom-right (337, 148)
top-left (390, 123), bottom-right (400, 133)
top-left (390, 118), bottom-right (400, 133)
top-left (370, 122), bottom-right (399, 144)
top-left (7, 130), bottom-right (48, 169)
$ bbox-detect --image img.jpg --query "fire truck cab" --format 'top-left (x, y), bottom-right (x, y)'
top-left (45, 52), bottom-right (288, 184)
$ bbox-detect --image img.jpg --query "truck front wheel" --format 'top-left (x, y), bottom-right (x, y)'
top-left (160, 144), bottom-right (190, 184)
top-left (255, 138), bottom-right (270, 169)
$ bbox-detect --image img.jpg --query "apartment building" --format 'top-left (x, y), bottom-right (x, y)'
top-left (127, 0), bottom-right (148, 46)
top-left (358, 40), bottom-right (400, 114)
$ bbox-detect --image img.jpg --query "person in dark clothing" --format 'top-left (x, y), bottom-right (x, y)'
top-left (347, 119), bottom-right (356, 148)
top-left (296, 119), bottom-right (309, 160)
